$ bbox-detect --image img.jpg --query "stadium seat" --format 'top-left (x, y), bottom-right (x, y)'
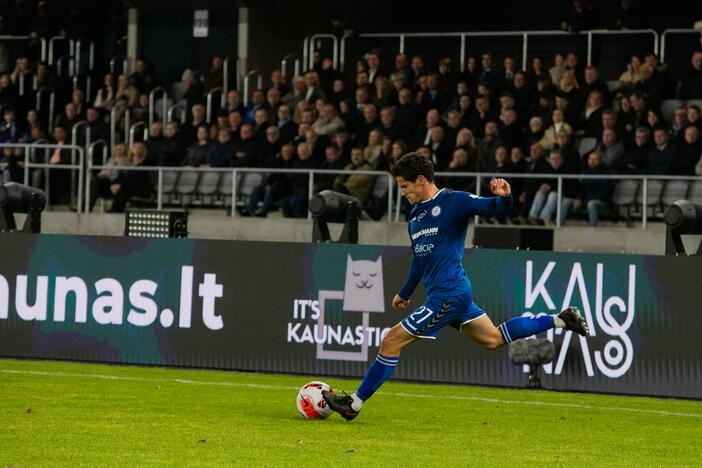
top-left (237, 173), bottom-right (264, 206)
top-left (612, 180), bottom-right (639, 224)
top-left (577, 137), bottom-right (598, 157)
top-left (170, 82), bottom-right (188, 103)
top-left (195, 171), bottom-right (222, 206)
top-left (687, 99), bottom-right (702, 111)
top-left (661, 180), bottom-right (690, 210)
top-left (688, 180), bottom-right (702, 205)
top-left (606, 80), bottom-right (620, 92)
top-left (160, 170), bottom-right (179, 205)
top-left (175, 171), bottom-right (200, 206)
top-left (661, 99), bottom-right (685, 123)
top-left (643, 179), bottom-right (665, 218)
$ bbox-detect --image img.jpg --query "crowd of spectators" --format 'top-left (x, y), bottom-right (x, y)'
top-left (0, 5), bottom-right (701, 221)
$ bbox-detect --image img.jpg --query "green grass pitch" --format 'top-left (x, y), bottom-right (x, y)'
top-left (1, 358), bottom-right (701, 467)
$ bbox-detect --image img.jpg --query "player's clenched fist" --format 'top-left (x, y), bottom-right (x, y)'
top-left (392, 295), bottom-right (410, 309)
top-left (490, 178), bottom-right (511, 197)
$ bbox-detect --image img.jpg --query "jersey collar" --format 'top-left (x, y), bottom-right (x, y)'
top-left (419, 188), bottom-right (444, 204)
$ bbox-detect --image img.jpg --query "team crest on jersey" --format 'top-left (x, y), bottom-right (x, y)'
top-left (431, 206), bottom-right (441, 217)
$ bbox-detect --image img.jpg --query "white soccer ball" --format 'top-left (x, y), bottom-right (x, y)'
top-left (296, 381), bottom-right (333, 419)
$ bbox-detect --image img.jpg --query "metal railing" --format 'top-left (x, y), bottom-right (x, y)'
top-left (0, 35), bottom-right (47, 61)
top-left (394, 171), bottom-right (701, 230)
top-left (83, 164), bottom-right (395, 220)
top-left (48, 37), bottom-right (75, 66)
top-left (35, 87), bottom-right (55, 133)
top-left (242, 72), bottom-right (263, 107)
top-left (110, 107), bottom-right (130, 146)
top-left (281, 53), bottom-right (301, 78)
top-left (109, 55), bottom-right (131, 76)
top-left (206, 87), bottom-right (222, 123)
top-left (167, 103), bottom-right (187, 124)
top-left (222, 54), bottom-right (242, 105)
top-left (660, 28), bottom-right (702, 63)
top-left (75, 37), bottom-right (95, 73)
top-left (0, 142), bottom-right (84, 212)
top-left (128, 122), bottom-right (147, 148)
top-left (303, 34), bottom-right (339, 71)
top-left (148, 86), bottom-right (168, 128)
top-left (333, 28), bottom-right (659, 72)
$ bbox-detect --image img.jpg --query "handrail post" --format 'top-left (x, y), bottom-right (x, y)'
top-left (556, 176), bottom-right (563, 228)
top-left (522, 33), bottom-right (528, 71)
top-left (157, 168), bottom-right (163, 210)
top-left (307, 171), bottom-right (314, 220)
top-left (387, 173), bottom-right (393, 223)
top-left (642, 177), bottom-right (647, 230)
top-left (459, 34), bottom-right (466, 71)
top-left (660, 30), bottom-right (667, 63)
top-left (231, 169), bottom-right (238, 218)
top-left (395, 185), bottom-right (401, 222)
top-left (474, 174), bottom-right (481, 226)
top-left (399, 33), bottom-right (405, 53)
top-left (587, 31), bottom-right (593, 66)
top-left (77, 147), bottom-right (84, 214)
top-left (206, 87), bottom-right (222, 123)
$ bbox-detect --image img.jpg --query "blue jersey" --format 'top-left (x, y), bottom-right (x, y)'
top-left (398, 189), bottom-right (512, 300)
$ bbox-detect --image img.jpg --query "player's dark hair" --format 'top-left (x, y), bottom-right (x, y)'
top-left (391, 152), bottom-right (434, 182)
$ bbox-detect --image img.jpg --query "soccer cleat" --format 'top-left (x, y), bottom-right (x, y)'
top-left (321, 390), bottom-right (359, 421)
top-left (558, 306), bottom-right (589, 336)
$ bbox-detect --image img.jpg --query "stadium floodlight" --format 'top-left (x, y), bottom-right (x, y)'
top-left (507, 338), bottom-right (555, 389)
top-left (0, 182), bottom-right (46, 233)
top-left (308, 190), bottom-right (361, 244)
top-left (124, 209), bottom-right (188, 239)
top-left (663, 200), bottom-right (702, 256)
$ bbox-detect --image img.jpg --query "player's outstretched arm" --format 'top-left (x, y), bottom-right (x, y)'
top-left (490, 178), bottom-right (511, 197)
top-left (461, 178), bottom-right (513, 217)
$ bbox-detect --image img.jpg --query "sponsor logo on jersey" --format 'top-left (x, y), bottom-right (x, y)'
top-left (431, 205), bottom-right (441, 217)
top-left (414, 243), bottom-right (435, 256)
top-left (411, 226), bottom-right (439, 241)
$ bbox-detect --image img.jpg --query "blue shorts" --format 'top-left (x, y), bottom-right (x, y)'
top-left (400, 293), bottom-right (485, 340)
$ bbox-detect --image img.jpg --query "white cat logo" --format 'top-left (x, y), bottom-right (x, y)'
top-left (317, 255), bottom-right (386, 361)
top-left (343, 255), bottom-right (384, 312)
top-left (432, 206), bottom-right (441, 217)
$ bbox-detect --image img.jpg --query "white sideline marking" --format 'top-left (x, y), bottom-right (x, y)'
top-left (1, 368), bottom-right (701, 419)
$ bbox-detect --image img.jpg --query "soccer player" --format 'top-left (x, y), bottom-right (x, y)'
top-left (323, 152), bottom-right (588, 420)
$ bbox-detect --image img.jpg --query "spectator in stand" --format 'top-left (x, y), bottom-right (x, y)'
top-left (440, 147), bottom-right (476, 192)
top-left (499, 108), bottom-right (523, 150)
top-left (484, 144), bottom-right (513, 174)
top-left (462, 56), bottom-right (479, 89)
top-left (204, 127), bottom-right (234, 167)
top-left (601, 109), bottom-right (628, 147)
top-left (333, 146), bottom-right (374, 204)
top-left (469, 94), bottom-right (497, 139)
top-left (525, 116), bottom-right (545, 149)
top-left (252, 108), bottom-right (270, 143)
top-left (687, 105), bottom-right (701, 130)
top-left (646, 108), bottom-right (665, 130)
top-left (10, 57), bottom-right (30, 87)
top-left (223, 90), bottom-right (245, 116)
top-left (372, 75), bottom-right (391, 108)
top-left (539, 109), bottom-right (573, 150)
top-left (635, 63), bottom-right (663, 106)
top-left (270, 69), bottom-right (290, 97)
top-left (32, 125), bottom-right (71, 202)
top-left (130, 59), bottom-right (157, 94)
top-left (276, 104), bottom-right (297, 144)
top-left (477, 52), bottom-right (499, 92)
top-left (182, 103), bottom-right (206, 147)
top-left (392, 52), bottom-right (411, 84)
top-left (279, 142), bottom-right (317, 218)
top-left (378, 105), bottom-right (406, 142)
top-left (108, 143), bottom-right (152, 213)
top-left (366, 50), bottom-right (384, 85)
top-left (409, 55), bottom-right (426, 86)
top-left (33, 62), bottom-right (55, 92)
top-left (115, 74), bottom-right (138, 108)
top-left (558, 70), bottom-right (581, 113)
top-left (616, 127), bottom-right (651, 174)
top-left (560, 150), bottom-right (614, 227)
top-left (444, 110), bottom-right (463, 146)
top-left (203, 55), bottom-right (223, 93)
top-left (257, 125), bottom-right (282, 169)
top-left (0, 73), bottom-right (17, 109)
top-left (672, 126), bottom-right (701, 175)
top-left (88, 142), bottom-right (128, 211)
top-left (582, 66), bottom-right (611, 107)
top-left (144, 121), bottom-right (164, 165)
top-left (555, 131), bottom-right (581, 173)
top-left (645, 53), bottom-right (673, 99)
top-left (617, 95), bottom-right (636, 134)
top-left (596, 128), bottom-right (626, 168)
top-left (629, 92), bottom-right (649, 130)
top-left (0, 107), bottom-right (20, 143)
top-left (70, 88), bottom-right (86, 120)
top-left (477, 120), bottom-right (505, 169)
top-left (54, 103), bottom-right (79, 133)
top-left (364, 128), bottom-right (384, 168)
top-left (619, 55), bottom-right (642, 91)
top-left (357, 103), bottom-right (379, 146)
top-left (671, 106), bottom-right (689, 144)
top-left (561, 0), bottom-right (595, 32)
top-left (420, 73), bottom-right (450, 113)
top-left (316, 143), bottom-right (347, 192)
top-left (304, 71), bottom-right (323, 102)
top-left (232, 123), bottom-right (258, 167)
top-left (312, 103), bottom-right (344, 137)
top-left (283, 76), bottom-right (308, 110)
top-left (21, 110), bottom-right (41, 142)
top-left (578, 90), bottom-right (605, 138)
top-left (646, 125), bottom-right (676, 175)
top-left (245, 143), bottom-right (296, 217)
top-left (509, 146), bottom-right (529, 207)
top-left (182, 125), bottom-right (211, 167)
top-left (159, 121), bottom-right (184, 166)
top-left (227, 110), bottom-right (243, 140)
top-left (182, 69), bottom-right (205, 112)
top-left (429, 126), bottom-right (451, 170)
top-left (678, 51), bottom-right (702, 100)
top-left (333, 129), bottom-right (352, 162)
top-left (528, 149), bottom-right (579, 225)
top-left (85, 106), bottom-right (108, 144)
top-left (553, 93), bottom-right (578, 126)
top-left (94, 73), bottom-right (115, 110)
top-left (132, 94), bottom-right (150, 122)
top-left (549, 53), bottom-right (565, 87)
top-left (395, 88), bottom-right (420, 136)
top-left (265, 88), bottom-right (282, 123)
top-left (389, 140), bottom-right (408, 167)
top-left (244, 89), bottom-right (266, 124)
